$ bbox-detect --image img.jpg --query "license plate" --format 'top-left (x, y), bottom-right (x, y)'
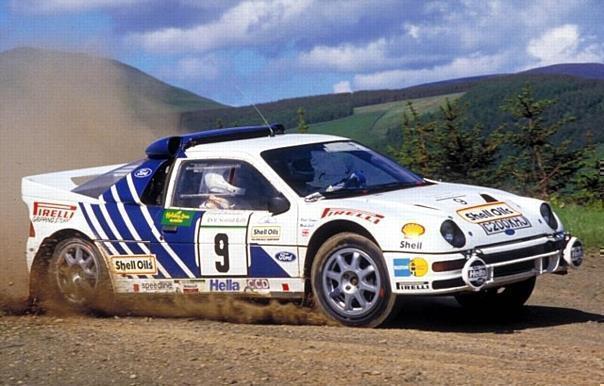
top-left (479, 216), bottom-right (532, 235)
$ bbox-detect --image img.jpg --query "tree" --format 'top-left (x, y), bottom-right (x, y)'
top-left (433, 98), bottom-right (502, 184)
top-left (390, 101), bottom-right (440, 177)
top-left (500, 84), bottom-right (585, 199)
top-left (296, 107), bottom-right (310, 133)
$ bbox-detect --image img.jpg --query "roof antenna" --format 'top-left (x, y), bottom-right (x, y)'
top-left (232, 84), bottom-right (274, 136)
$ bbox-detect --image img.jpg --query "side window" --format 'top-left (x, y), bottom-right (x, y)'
top-left (141, 160), bottom-right (173, 206)
top-left (171, 160), bottom-right (279, 210)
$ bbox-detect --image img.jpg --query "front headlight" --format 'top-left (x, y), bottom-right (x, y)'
top-left (540, 203), bottom-right (558, 230)
top-left (440, 220), bottom-right (466, 248)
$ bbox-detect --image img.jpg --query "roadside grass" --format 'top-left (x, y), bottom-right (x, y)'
top-left (553, 204), bottom-right (603, 250)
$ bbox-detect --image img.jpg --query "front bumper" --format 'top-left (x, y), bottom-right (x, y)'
top-left (387, 233), bottom-right (582, 295)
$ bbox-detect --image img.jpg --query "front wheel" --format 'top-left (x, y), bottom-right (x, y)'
top-left (454, 276), bottom-right (536, 311)
top-left (47, 237), bottom-right (113, 311)
top-left (311, 233), bottom-right (398, 327)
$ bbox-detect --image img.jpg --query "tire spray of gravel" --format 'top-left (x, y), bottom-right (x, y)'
top-left (0, 292), bottom-right (334, 326)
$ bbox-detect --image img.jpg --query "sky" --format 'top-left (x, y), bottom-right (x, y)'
top-left (1, 0), bottom-right (604, 106)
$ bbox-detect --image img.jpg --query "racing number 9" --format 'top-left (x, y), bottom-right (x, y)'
top-left (214, 233), bottom-right (230, 272)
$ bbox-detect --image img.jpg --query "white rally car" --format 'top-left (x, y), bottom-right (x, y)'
top-left (22, 125), bottom-right (584, 327)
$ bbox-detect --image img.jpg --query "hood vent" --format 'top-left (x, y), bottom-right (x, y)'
top-left (480, 193), bottom-right (498, 203)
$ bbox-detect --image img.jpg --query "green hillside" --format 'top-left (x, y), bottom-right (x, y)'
top-left (308, 93), bottom-right (465, 149)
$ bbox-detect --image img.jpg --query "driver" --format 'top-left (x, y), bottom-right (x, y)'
top-left (200, 170), bottom-right (246, 209)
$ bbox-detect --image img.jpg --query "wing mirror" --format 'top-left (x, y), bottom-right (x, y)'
top-left (268, 195), bottom-right (290, 215)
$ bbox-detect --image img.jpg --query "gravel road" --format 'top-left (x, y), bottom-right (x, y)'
top-left (1, 253), bottom-right (602, 385)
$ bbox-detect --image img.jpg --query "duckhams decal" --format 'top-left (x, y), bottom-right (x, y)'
top-left (32, 202), bottom-right (76, 224)
top-left (161, 209), bottom-right (194, 227)
top-left (457, 202), bottom-right (521, 224)
top-left (321, 208), bottom-right (384, 224)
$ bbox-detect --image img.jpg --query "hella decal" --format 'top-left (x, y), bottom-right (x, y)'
top-left (210, 279), bottom-right (240, 292)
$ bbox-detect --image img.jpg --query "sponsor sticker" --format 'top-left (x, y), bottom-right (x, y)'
top-left (393, 257), bottom-right (429, 277)
top-left (201, 211), bottom-right (248, 228)
top-left (133, 281), bottom-right (175, 293)
top-left (457, 201), bottom-right (521, 224)
top-left (462, 257), bottom-right (489, 290)
top-left (134, 167), bottom-right (153, 178)
top-left (32, 202), bottom-right (76, 224)
top-left (321, 208), bottom-right (384, 224)
top-left (209, 279), bottom-right (240, 292)
top-left (275, 251), bottom-right (296, 262)
top-left (396, 281), bottom-right (430, 291)
top-left (246, 278), bottom-right (270, 290)
top-left (401, 223), bottom-right (425, 238)
top-left (480, 215), bottom-right (532, 235)
top-left (399, 240), bottom-right (423, 250)
top-left (182, 283), bottom-right (200, 294)
top-left (111, 255), bottom-right (157, 275)
top-left (251, 226), bottom-right (281, 241)
top-left (161, 209), bottom-right (194, 227)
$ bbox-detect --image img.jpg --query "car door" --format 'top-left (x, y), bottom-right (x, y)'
top-left (165, 158), bottom-right (297, 282)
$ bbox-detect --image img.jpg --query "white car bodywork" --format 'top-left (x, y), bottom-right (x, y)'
top-left (22, 131), bottom-right (581, 300)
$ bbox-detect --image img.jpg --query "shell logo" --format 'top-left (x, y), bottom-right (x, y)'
top-left (402, 223), bottom-right (425, 238)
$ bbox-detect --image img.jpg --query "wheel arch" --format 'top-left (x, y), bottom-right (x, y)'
top-left (29, 229), bottom-right (94, 299)
top-left (303, 220), bottom-right (379, 279)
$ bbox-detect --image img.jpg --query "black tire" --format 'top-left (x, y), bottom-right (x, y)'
top-left (311, 232), bottom-right (399, 327)
top-left (46, 237), bottom-right (114, 312)
top-left (454, 276), bottom-right (536, 311)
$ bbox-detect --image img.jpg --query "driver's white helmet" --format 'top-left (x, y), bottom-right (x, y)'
top-left (204, 172), bottom-right (245, 195)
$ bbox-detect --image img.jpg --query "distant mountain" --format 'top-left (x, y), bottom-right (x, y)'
top-left (522, 63), bottom-right (604, 80)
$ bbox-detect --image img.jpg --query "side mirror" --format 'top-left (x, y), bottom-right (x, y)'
top-left (268, 195), bottom-right (290, 215)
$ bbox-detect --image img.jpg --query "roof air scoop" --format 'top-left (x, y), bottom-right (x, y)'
top-left (145, 136), bottom-right (181, 159)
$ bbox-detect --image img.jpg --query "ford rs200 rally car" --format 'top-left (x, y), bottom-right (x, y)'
top-left (22, 124), bottom-right (584, 327)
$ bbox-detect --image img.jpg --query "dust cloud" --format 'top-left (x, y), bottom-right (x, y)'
top-left (0, 48), bottom-right (177, 299)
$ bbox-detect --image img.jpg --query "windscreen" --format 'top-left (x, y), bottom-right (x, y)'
top-left (72, 160), bottom-right (144, 198)
top-left (261, 141), bottom-right (424, 197)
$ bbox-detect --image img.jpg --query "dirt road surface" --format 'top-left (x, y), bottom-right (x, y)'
top-left (1, 253), bottom-right (602, 385)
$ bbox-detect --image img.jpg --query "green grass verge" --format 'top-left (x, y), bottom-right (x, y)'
top-left (553, 204), bottom-right (604, 249)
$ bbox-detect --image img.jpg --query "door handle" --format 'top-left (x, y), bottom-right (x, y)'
top-left (162, 225), bottom-right (178, 233)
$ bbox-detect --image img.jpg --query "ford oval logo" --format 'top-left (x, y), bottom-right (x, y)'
top-left (505, 229), bottom-right (515, 236)
top-left (275, 251), bottom-right (296, 262)
top-left (134, 168), bottom-right (152, 178)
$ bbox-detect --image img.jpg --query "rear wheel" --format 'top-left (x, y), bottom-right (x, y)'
top-left (454, 276), bottom-right (536, 311)
top-left (47, 237), bottom-right (113, 311)
top-left (311, 233), bottom-right (398, 327)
